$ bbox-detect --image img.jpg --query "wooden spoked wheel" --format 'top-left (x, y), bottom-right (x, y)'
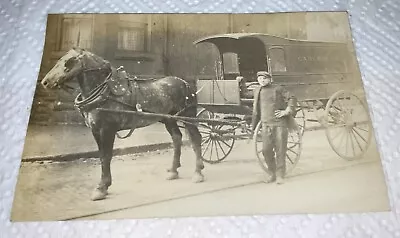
top-left (294, 102), bottom-right (306, 136)
top-left (253, 121), bottom-right (302, 176)
top-left (324, 90), bottom-right (372, 160)
top-left (196, 108), bottom-right (236, 164)
top-left (196, 107), bottom-right (216, 121)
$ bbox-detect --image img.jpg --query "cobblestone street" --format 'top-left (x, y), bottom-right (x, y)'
top-left (11, 130), bottom-right (389, 221)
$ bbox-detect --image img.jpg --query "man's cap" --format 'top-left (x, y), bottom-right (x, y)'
top-left (257, 71), bottom-right (272, 77)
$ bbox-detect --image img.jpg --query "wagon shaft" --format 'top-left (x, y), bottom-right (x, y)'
top-left (96, 108), bottom-right (243, 127)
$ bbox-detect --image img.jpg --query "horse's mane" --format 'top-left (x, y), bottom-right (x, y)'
top-left (80, 49), bottom-right (113, 70)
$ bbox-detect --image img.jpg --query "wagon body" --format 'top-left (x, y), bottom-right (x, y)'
top-left (194, 33), bottom-right (359, 114)
top-left (192, 33), bottom-right (372, 172)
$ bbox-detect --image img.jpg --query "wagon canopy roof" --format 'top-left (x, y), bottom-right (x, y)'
top-left (193, 33), bottom-right (346, 48)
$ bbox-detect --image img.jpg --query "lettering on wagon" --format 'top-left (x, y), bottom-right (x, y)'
top-left (297, 56), bottom-right (330, 62)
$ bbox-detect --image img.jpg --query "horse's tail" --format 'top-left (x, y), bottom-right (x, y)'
top-left (175, 76), bottom-right (197, 109)
top-left (172, 77), bottom-right (199, 138)
top-left (185, 81), bottom-right (197, 107)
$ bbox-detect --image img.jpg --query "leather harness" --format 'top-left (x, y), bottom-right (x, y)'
top-left (73, 57), bottom-right (194, 139)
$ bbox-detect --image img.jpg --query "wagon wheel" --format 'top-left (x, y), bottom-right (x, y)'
top-left (196, 107), bottom-right (217, 121)
top-left (197, 108), bottom-right (236, 164)
top-left (294, 102), bottom-right (306, 136)
top-left (324, 90), bottom-right (372, 160)
top-left (253, 121), bottom-right (302, 176)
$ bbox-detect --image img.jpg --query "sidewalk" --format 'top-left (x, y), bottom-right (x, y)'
top-left (21, 123), bottom-right (189, 162)
top-left (21, 111), bottom-right (324, 162)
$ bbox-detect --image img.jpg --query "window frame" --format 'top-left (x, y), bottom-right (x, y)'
top-left (117, 21), bottom-right (148, 52)
top-left (114, 16), bottom-right (154, 60)
top-left (222, 52), bottom-right (240, 75)
top-left (56, 14), bottom-right (94, 52)
top-left (268, 46), bottom-right (288, 73)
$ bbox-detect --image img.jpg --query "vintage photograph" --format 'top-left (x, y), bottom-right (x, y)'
top-left (11, 12), bottom-right (390, 221)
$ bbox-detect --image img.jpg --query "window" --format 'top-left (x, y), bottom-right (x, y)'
top-left (60, 15), bottom-right (93, 51)
top-left (222, 52), bottom-right (239, 74)
top-left (269, 47), bottom-right (287, 72)
top-left (117, 14), bottom-right (149, 52)
top-left (117, 23), bottom-right (147, 51)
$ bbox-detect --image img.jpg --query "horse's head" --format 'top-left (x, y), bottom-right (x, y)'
top-left (41, 48), bottom-right (84, 89)
top-left (41, 47), bottom-right (111, 89)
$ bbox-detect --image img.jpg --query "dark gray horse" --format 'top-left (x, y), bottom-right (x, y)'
top-left (41, 48), bottom-right (205, 201)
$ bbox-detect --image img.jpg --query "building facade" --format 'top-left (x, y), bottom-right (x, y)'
top-left (31, 13), bottom-right (352, 125)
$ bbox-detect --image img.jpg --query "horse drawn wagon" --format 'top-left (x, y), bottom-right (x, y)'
top-left (192, 33), bottom-right (373, 176)
top-left (40, 32), bottom-right (373, 200)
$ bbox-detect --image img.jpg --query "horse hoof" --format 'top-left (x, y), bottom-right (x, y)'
top-left (192, 172), bottom-right (204, 183)
top-left (166, 172), bottom-right (179, 180)
top-left (91, 189), bottom-right (108, 201)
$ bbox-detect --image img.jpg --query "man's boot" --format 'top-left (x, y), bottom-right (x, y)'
top-left (266, 174), bottom-right (276, 183)
top-left (276, 170), bottom-right (285, 185)
top-left (264, 169), bottom-right (276, 183)
top-left (276, 176), bottom-right (284, 184)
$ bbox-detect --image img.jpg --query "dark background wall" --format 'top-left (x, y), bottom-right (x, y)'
top-left (31, 12), bottom-right (355, 125)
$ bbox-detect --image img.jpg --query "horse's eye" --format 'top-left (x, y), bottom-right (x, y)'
top-left (64, 57), bottom-right (77, 69)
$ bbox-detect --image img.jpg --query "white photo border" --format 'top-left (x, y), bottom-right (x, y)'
top-left (1, 0), bottom-right (399, 237)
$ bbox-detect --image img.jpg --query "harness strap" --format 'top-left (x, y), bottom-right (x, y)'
top-left (74, 61), bottom-right (195, 139)
top-left (74, 80), bottom-right (109, 112)
top-left (115, 126), bottom-right (135, 139)
top-left (115, 76), bottom-right (142, 139)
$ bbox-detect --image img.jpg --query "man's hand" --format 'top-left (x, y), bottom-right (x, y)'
top-left (248, 128), bottom-right (255, 144)
top-left (236, 76), bottom-right (244, 82)
top-left (275, 109), bottom-right (290, 118)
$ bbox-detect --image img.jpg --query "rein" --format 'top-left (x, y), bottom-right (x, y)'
top-left (73, 56), bottom-right (113, 113)
top-left (71, 56), bottom-right (142, 139)
top-left (74, 73), bottom-right (111, 110)
top-left (67, 53), bottom-right (195, 139)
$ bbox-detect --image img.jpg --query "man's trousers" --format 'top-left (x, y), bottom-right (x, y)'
top-left (261, 123), bottom-right (288, 177)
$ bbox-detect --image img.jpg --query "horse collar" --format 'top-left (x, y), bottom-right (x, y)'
top-left (74, 70), bottom-right (112, 114)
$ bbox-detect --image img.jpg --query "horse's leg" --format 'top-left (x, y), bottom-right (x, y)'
top-left (164, 120), bottom-right (182, 180)
top-left (185, 123), bottom-right (205, 183)
top-left (91, 126), bottom-right (116, 201)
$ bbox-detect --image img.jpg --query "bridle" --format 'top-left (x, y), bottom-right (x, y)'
top-left (71, 53), bottom-right (113, 112)
top-left (69, 52), bottom-right (143, 139)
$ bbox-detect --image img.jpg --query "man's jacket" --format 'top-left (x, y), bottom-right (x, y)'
top-left (251, 84), bottom-right (299, 132)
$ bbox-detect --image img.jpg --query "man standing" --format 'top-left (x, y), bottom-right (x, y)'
top-left (251, 71), bottom-right (297, 184)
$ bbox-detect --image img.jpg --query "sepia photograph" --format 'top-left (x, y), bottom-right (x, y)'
top-left (11, 12), bottom-right (390, 221)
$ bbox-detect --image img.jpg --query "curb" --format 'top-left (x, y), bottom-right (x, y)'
top-left (22, 141), bottom-right (192, 163)
top-left (21, 126), bottom-right (325, 163)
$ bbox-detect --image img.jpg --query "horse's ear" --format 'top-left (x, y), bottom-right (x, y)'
top-left (75, 47), bottom-right (84, 54)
